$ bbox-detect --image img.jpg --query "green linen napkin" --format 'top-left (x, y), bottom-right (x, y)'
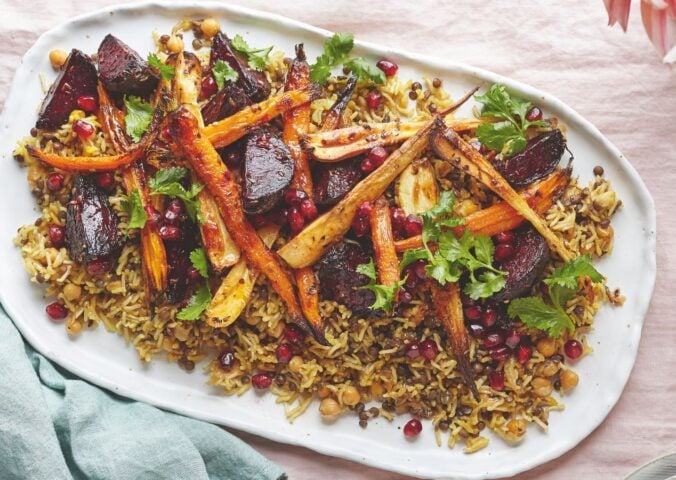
top-left (0, 306), bottom-right (286, 480)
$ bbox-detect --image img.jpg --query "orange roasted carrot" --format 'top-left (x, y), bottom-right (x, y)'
top-left (430, 282), bottom-right (479, 400)
top-left (369, 199), bottom-right (400, 288)
top-left (26, 144), bottom-right (145, 172)
top-left (169, 106), bottom-right (307, 332)
top-left (394, 168), bottom-right (570, 252)
top-left (204, 84), bottom-right (321, 150)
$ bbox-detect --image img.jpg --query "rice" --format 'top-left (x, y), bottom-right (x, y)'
top-left (12, 31), bottom-right (623, 453)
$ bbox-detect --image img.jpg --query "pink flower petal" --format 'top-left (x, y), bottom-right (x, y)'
top-left (605, 0), bottom-right (632, 31)
top-left (641, 0), bottom-right (676, 58)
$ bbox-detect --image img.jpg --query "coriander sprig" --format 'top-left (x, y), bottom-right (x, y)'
top-left (310, 32), bottom-right (384, 84)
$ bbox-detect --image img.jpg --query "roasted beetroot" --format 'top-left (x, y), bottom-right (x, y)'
top-left (492, 227), bottom-right (550, 302)
top-left (493, 130), bottom-right (566, 188)
top-left (242, 127), bottom-right (294, 214)
top-left (317, 241), bottom-right (375, 315)
top-left (35, 50), bottom-right (98, 129)
top-left (209, 32), bottom-right (271, 102)
top-left (201, 82), bottom-right (252, 125)
top-left (97, 34), bottom-right (158, 96)
top-left (65, 175), bottom-right (122, 263)
top-left (313, 159), bottom-right (363, 206)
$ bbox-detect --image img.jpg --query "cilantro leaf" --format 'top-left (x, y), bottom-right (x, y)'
top-left (507, 297), bottom-right (573, 337)
top-left (177, 283), bottom-right (212, 321)
top-left (356, 258), bottom-right (377, 281)
top-left (189, 248), bottom-right (209, 278)
top-left (310, 32), bottom-right (354, 83)
top-left (147, 53), bottom-right (175, 81)
top-left (475, 122), bottom-right (527, 156)
top-left (120, 189), bottom-right (147, 231)
top-left (123, 96), bottom-right (153, 143)
top-left (343, 57), bottom-right (385, 84)
top-left (464, 270), bottom-right (506, 300)
top-left (231, 34), bottom-right (272, 71)
top-left (212, 59), bottom-right (238, 90)
top-left (399, 248), bottom-right (429, 271)
top-left (149, 168), bottom-right (204, 223)
top-left (425, 257), bottom-right (462, 285)
top-left (149, 166), bottom-right (188, 189)
top-left (544, 254), bottom-right (603, 289)
top-left (356, 258), bottom-right (406, 311)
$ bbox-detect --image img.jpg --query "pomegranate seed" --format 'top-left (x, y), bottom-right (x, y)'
top-left (357, 201), bottom-right (373, 218)
top-left (403, 419), bottom-right (422, 438)
top-left (399, 287), bottom-right (413, 304)
top-left (218, 349), bottom-right (236, 371)
top-left (405, 341), bottom-right (421, 359)
top-left (526, 106), bottom-right (543, 122)
top-left (46, 172), bottom-right (64, 192)
top-left (488, 371), bottom-right (505, 391)
top-left (517, 345), bottom-right (532, 364)
top-left (86, 257), bottom-right (113, 276)
top-left (489, 346), bottom-right (511, 362)
top-left (420, 339), bottom-right (439, 361)
top-left (404, 215), bottom-right (423, 237)
top-left (360, 157), bottom-right (375, 173)
top-left (480, 308), bottom-right (497, 328)
top-left (505, 329), bottom-right (521, 349)
top-left (96, 172), bottom-right (114, 191)
top-left (351, 216), bottom-right (369, 237)
top-left (484, 332), bottom-right (504, 349)
top-left (252, 372), bottom-right (273, 389)
top-left (495, 231), bottom-right (515, 244)
top-left (467, 323), bottom-right (485, 338)
top-left (47, 224), bottom-right (66, 248)
top-left (187, 267), bottom-right (202, 282)
top-left (284, 188), bottom-right (308, 206)
top-left (376, 59), bottom-right (399, 77)
top-left (284, 324), bottom-right (306, 344)
top-left (564, 339), bottom-right (583, 360)
top-left (73, 120), bottom-right (94, 139)
top-left (76, 95), bottom-right (97, 113)
top-left (159, 225), bottom-right (182, 241)
top-left (287, 206), bottom-right (305, 234)
top-left (390, 208), bottom-right (406, 235)
top-left (300, 199), bottom-right (318, 221)
top-left (145, 205), bottom-right (162, 226)
top-left (200, 75), bottom-right (218, 99)
top-left (168, 198), bottom-right (184, 214)
top-left (266, 207), bottom-right (288, 226)
top-left (365, 90), bottom-right (382, 109)
top-left (163, 208), bottom-right (179, 226)
top-left (413, 260), bottom-right (427, 280)
top-left (494, 243), bottom-right (516, 262)
top-left (46, 301), bottom-right (68, 321)
top-left (464, 305), bottom-right (482, 321)
top-left (276, 343), bottom-right (294, 363)
top-left (367, 146), bottom-right (388, 167)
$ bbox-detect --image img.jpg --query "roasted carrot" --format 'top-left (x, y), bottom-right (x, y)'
top-left (430, 120), bottom-right (574, 261)
top-left (26, 144), bottom-right (145, 171)
top-left (204, 84), bottom-right (322, 149)
top-left (96, 83), bottom-right (130, 151)
top-left (369, 199), bottom-right (400, 288)
top-left (169, 106), bottom-right (308, 332)
top-left (394, 168), bottom-right (570, 252)
top-left (197, 191), bottom-right (241, 270)
top-left (430, 282), bottom-right (479, 400)
top-left (319, 75), bottom-right (357, 132)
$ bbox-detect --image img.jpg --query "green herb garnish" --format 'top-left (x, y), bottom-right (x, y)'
top-left (356, 258), bottom-right (406, 311)
top-left (231, 34), bottom-right (273, 71)
top-left (120, 189), bottom-right (147, 231)
top-left (177, 283), bottom-right (212, 321)
top-left (189, 248), bottom-right (209, 279)
top-left (474, 84), bottom-right (548, 156)
top-left (343, 57), bottom-right (385, 85)
top-left (212, 59), bottom-right (239, 90)
top-left (507, 255), bottom-right (603, 337)
top-left (310, 32), bottom-right (383, 84)
top-left (149, 167), bottom-right (204, 223)
top-left (147, 53), bottom-right (175, 81)
top-left (123, 95), bottom-right (153, 143)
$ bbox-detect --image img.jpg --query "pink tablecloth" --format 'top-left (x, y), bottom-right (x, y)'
top-left (2, 1), bottom-right (674, 478)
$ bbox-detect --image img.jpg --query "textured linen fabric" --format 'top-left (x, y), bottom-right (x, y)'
top-left (0, 307), bottom-right (286, 480)
top-left (1, 1), bottom-right (674, 479)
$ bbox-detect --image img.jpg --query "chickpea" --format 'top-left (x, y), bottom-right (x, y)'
top-left (319, 397), bottom-right (342, 418)
top-left (288, 355), bottom-right (304, 373)
top-left (62, 283), bottom-right (81, 301)
top-left (49, 49), bottom-right (68, 69)
top-left (506, 418), bottom-right (527, 438)
top-left (318, 386), bottom-right (331, 398)
top-left (166, 35), bottom-right (184, 54)
top-left (539, 360), bottom-right (559, 377)
top-left (536, 338), bottom-right (557, 357)
top-left (342, 386), bottom-right (361, 406)
top-left (560, 369), bottom-right (579, 392)
top-left (531, 377), bottom-right (553, 397)
top-left (370, 382), bottom-right (384, 397)
top-left (200, 18), bottom-right (220, 38)
top-left (66, 319), bottom-right (82, 335)
top-left (456, 199), bottom-right (480, 217)
top-left (173, 324), bottom-right (191, 342)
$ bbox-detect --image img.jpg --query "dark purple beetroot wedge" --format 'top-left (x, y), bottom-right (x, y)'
top-left (492, 227), bottom-right (550, 302)
top-left (209, 32), bottom-right (271, 102)
top-left (65, 175), bottom-right (122, 263)
top-left (242, 127), bottom-right (294, 214)
top-left (493, 129), bottom-right (566, 188)
top-left (36, 50), bottom-right (98, 130)
top-left (317, 241), bottom-right (376, 315)
top-left (313, 159), bottom-right (363, 206)
top-left (97, 34), bottom-right (159, 96)
top-left (201, 82), bottom-right (252, 125)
